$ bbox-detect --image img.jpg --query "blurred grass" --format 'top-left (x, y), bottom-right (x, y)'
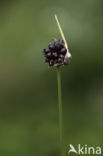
top-left (0, 0), bottom-right (103, 156)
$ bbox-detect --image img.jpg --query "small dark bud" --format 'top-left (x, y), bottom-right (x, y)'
top-left (52, 52), bottom-right (58, 58)
top-left (49, 60), bottom-right (54, 66)
top-left (59, 54), bottom-right (64, 59)
top-left (48, 43), bottom-right (55, 50)
top-left (55, 41), bottom-right (61, 50)
top-left (59, 39), bottom-right (64, 44)
top-left (58, 58), bottom-right (62, 63)
top-left (60, 47), bottom-right (67, 54)
top-left (46, 52), bottom-right (52, 58)
top-left (45, 48), bottom-right (50, 54)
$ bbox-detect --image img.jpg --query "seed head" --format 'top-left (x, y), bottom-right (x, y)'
top-left (42, 39), bottom-right (72, 67)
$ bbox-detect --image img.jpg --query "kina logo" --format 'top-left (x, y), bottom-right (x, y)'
top-left (68, 144), bottom-right (102, 155)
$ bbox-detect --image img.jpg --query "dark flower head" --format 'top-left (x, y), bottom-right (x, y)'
top-left (42, 39), bottom-right (72, 67)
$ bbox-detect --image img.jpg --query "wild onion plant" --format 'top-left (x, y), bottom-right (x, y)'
top-left (42, 15), bottom-right (72, 156)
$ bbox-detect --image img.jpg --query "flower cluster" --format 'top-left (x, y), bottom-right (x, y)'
top-left (42, 39), bottom-right (71, 67)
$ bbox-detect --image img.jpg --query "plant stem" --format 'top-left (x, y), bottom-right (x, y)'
top-left (57, 67), bottom-right (63, 156)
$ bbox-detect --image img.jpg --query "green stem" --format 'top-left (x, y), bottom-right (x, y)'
top-left (57, 67), bottom-right (63, 156)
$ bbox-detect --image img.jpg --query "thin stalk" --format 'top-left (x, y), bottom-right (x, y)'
top-left (57, 67), bottom-right (63, 156)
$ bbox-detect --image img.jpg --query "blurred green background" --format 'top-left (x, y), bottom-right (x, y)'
top-left (0, 0), bottom-right (103, 156)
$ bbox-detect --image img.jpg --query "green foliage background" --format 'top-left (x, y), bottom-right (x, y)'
top-left (0, 0), bottom-right (103, 156)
